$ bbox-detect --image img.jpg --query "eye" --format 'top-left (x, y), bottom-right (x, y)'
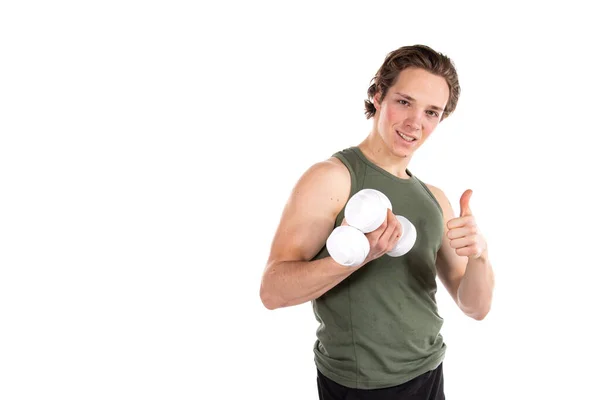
top-left (397, 99), bottom-right (409, 106)
top-left (426, 110), bottom-right (440, 118)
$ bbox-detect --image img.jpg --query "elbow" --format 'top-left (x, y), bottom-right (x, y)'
top-left (468, 306), bottom-right (491, 321)
top-left (260, 292), bottom-right (278, 310)
top-left (458, 290), bottom-right (493, 321)
top-left (259, 262), bottom-right (291, 310)
top-left (260, 283), bottom-right (283, 310)
top-left (459, 298), bottom-right (492, 321)
top-left (471, 312), bottom-right (487, 321)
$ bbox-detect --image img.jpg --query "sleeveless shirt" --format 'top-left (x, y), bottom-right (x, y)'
top-left (311, 146), bottom-right (446, 389)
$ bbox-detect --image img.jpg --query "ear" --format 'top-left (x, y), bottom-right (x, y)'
top-left (374, 92), bottom-right (381, 110)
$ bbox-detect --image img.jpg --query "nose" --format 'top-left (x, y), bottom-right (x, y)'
top-left (404, 110), bottom-right (422, 131)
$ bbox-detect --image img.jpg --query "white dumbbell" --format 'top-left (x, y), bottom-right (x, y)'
top-left (326, 189), bottom-right (417, 267)
top-left (325, 225), bottom-right (370, 267)
top-left (387, 215), bottom-right (417, 257)
top-left (346, 188), bottom-right (417, 258)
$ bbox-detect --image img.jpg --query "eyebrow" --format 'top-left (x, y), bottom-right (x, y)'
top-left (393, 92), bottom-right (445, 112)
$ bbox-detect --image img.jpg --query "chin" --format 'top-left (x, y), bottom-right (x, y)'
top-left (391, 145), bottom-right (412, 158)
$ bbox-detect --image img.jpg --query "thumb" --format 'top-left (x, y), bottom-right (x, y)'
top-left (459, 189), bottom-right (473, 217)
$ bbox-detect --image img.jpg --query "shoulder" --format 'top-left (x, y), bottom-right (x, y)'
top-left (295, 157), bottom-right (350, 191)
top-left (424, 183), bottom-right (454, 220)
top-left (324, 156), bottom-right (350, 182)
top-left (288, 156), bottom-right (351, 215)
top-left (307, 156), bottom-right (348, 175)
top-left (424, 183), bottom-right (447, 202)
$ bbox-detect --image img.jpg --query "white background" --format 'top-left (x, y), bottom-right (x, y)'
top-left (1, 1), bottom-right (599, 399)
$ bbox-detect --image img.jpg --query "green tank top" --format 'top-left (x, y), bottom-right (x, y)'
top-left (311, 146), bottom-right (446, 389)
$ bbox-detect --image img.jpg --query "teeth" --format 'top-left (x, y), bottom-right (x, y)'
top-left (398, 132), bottom-right (415, 142)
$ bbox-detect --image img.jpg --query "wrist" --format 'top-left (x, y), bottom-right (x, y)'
top-left (469, 248), bottom-right (489, 264)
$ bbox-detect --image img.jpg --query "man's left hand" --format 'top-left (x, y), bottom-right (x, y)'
top-left (446, 189), bottom-right (487, 259)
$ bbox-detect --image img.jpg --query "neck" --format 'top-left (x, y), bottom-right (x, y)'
top-left (358, 129), bottom-right (413, 179)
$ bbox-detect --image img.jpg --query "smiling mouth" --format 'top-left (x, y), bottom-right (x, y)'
top-left (396, 130), bottom-right (417, 142)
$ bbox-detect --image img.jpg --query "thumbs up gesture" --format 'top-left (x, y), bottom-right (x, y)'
top-left (446, 189), bottom-right (487, 259)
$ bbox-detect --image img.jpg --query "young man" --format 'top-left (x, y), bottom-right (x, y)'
top-left (260, 44), bottom-right (495, 399)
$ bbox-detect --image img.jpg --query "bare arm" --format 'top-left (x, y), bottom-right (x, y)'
top-left (260, 158), bottom-right (402, 310)
top-left (428, 185), bottom-right (495, 320)
top-left (259, 158), bottom-right (354, 310)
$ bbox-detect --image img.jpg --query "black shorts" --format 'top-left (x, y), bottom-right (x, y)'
top-left (317, 363), bottom-right (444, 400)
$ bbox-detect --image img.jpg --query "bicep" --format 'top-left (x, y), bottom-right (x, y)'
top-left (266, 159), bottom-right (350, 266)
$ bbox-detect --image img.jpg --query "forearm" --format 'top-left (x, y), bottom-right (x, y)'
top-left (457, 250), bottom-right (495, 320)
top-left (260, 257), bottom-right (355, 310)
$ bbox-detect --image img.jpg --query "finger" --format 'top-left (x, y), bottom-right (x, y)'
top-left (364, 212), bottom-right (389, 254)
top-left (378, 209), bottom-right (399, 244)
top-left (447, 225), bottom-right (477, 240)
top-left (456, 246), bottom-right (481, 258)
top-left (387, 220), bottom-right (402, 249)
top-left (459, 189), bottom-right (473, 217)
top-left (446, 215), bottom-right (475, 230)
top-left (449, 236), bottom-right (478, 249)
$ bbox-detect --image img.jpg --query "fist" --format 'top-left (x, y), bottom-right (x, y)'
top-left (446, 189), bottom-right (487, 259)
top-left (342, 209), bottom-right (403, 264)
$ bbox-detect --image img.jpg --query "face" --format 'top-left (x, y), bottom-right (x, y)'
top-left (374, 67), bottom-right (450, 158)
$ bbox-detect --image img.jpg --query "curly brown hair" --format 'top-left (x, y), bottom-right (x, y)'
top-left (364, 45), bottom-right (460, 121)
